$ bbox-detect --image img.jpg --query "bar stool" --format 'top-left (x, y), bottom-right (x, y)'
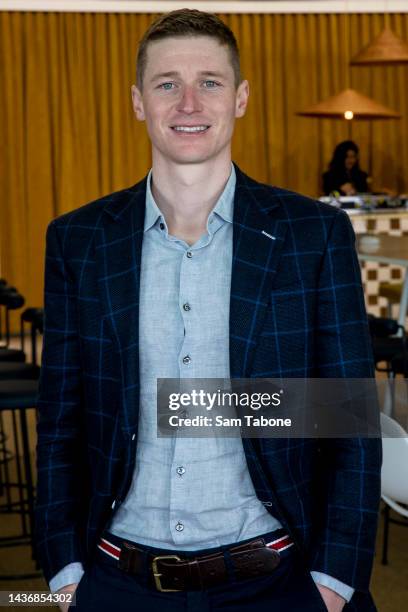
top-left (0, 288), bottom-right (26, 363)
top-left (0, 309), bottom-right (43, 380)
top-left (0, 307), bottom-right (43, 578)
top-left (0, 380), bottom-right (40, 579)
top-left (0, 279), bottom-right (7, 345)
top-left (0, 348), bottom-right (26, 363)
top-left (0, 363), bottom-right (40, 381)
top-left (20, 308), bottom-right (44, 366)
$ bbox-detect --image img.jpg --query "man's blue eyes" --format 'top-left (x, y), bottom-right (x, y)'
top-left (159, 81), bottom-right (219, 90)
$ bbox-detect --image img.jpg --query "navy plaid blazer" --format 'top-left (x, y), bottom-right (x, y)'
top-left (35, 165), bottom-right (381, 601)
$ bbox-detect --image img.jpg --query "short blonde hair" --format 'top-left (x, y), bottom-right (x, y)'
top-left (136, 9), bottom-right (241, 90)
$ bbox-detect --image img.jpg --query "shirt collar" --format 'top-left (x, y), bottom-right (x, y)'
top-left (144, 164), bottom-right (235, 233)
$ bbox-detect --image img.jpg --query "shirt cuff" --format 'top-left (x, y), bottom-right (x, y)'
top-left (49, 562), bottom-right (85, 593)
top-left (310, 571), bottom-right (355, 603)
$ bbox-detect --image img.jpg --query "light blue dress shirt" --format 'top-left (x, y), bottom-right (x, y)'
top-left (49, 166), bottom-right (353, 602)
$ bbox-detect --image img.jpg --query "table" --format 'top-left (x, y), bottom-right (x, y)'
top-left (346, 210), bottom-right (408, 318)
top-left (357, 234), bottom-right (408, 328)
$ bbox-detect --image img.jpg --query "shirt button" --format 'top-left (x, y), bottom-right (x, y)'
top-left (175, 522), bottom-right (184, 532)
top-left (182, 355), bottom-right (191, 365)
top-left (176, 466), bottom-right (186, 476)
top-left (159, 222), bottom-right (165, 230)
top-left (186, 251), bottom-right (193, 258)
top-left (183, 303), bottom-right (191, 312)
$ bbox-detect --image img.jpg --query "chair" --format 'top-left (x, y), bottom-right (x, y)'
top-left (380, 412), bottom-right (408, 565)
top-left (379, 282), bottom-right (402, 318)
top-left (368, 315), bottom-right (407, 374)
top-left (390, 351), bottom-right (408, 378)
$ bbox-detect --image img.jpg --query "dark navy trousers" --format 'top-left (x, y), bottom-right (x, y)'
top-left (68, 530), bottom-right (376, 611)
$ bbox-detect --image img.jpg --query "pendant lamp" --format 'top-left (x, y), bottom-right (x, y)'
top-left (297, 88), bottom-right (400, 120)
top-left (350, 28), bottom-right (408, 65)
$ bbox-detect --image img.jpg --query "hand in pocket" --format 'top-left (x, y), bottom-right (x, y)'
top-left (57, 582), bottom-right (79, 611)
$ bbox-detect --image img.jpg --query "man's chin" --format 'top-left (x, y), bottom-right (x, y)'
top-left (164, 152), bottom-right (216, 166)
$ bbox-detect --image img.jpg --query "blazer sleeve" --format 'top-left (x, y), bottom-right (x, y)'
top-left (310, 209), bottom-right (382, 592)
top-left (35, 220), bottom-right (89, 585)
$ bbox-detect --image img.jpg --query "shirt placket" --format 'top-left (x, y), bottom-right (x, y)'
top-left (169, 241), bottom-right (198, 541)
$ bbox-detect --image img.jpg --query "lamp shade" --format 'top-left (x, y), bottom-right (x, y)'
top-left (350, 28), bottom-right (408, 65)
top-left (297, 88), bottom-right (401, 120)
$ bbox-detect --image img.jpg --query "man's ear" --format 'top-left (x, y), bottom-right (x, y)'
top-left (131, 84), bottom-right (145, 121)
top-left (235, 79), bottom-right (249, 119)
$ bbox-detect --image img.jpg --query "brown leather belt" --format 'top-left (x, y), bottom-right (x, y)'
top-left (98, 533), bottom-right (294, 592)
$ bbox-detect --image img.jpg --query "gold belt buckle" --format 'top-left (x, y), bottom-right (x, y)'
top-left (152, 555), bottom-right (182, 592)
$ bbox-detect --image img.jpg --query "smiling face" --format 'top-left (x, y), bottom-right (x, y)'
top-left (131, 36), bottom-right (249, 168)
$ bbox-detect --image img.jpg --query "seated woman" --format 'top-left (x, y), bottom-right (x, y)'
top-left (322, 140), bottom-right (369, 195)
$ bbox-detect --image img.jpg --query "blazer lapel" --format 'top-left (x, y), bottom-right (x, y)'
top-left (230, 167), bottom-right (288, 378)
top-left (95, 179), bottom-right (147, 435)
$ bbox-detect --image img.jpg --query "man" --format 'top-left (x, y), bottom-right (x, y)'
top-left (35, 9), bottom-right (381, 612)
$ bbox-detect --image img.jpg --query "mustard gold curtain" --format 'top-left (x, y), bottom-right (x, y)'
top-left (1, 11), bottom-right (408, 320)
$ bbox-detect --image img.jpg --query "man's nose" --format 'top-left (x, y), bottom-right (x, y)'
top-left (176, 86), bottom-right (203, 114)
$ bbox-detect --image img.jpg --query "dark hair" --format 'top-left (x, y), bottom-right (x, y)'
top-left (328, 140), bottom-right (360, 172)
top-left (136, 9), bottom-right (241, 90)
